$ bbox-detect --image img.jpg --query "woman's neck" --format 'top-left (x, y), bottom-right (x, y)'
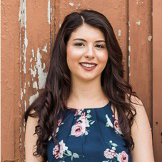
top-left (67, 77), bottom-right (109, 108)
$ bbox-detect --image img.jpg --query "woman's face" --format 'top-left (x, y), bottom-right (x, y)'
top-left (66, 23), bottom-right (108, 82)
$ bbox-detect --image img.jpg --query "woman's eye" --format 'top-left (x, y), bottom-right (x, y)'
top-left (96, 44), bottom-right (105, 49)
top-left (74, 43), bottom-right (84, 47)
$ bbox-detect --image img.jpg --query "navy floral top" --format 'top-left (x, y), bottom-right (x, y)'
top-left (47, 102), bottom-right (131, 162)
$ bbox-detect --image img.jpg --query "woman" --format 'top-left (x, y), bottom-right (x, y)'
top-left (24, 9), bottom-right (155, 162)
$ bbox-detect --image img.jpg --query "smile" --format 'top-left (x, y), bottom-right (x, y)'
top-left (79, 62), bottom-right (97, 71)
top-left (80, 63), bottom-right (96, 67)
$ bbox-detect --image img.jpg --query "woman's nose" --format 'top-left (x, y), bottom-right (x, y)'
top-left (84, 46), bottom-right (95, 59)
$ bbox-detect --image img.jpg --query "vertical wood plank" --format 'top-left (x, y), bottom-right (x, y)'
top-left (153, 0), bottom-right (162, 161)
top-left (19, 0), bottom-right (51, 161)
top-left (1, 0), bottom-right (21, 161)
top-left (129, 0), bottom-right (152, 122)
top-left (0, 0), bottom-right (1, 160)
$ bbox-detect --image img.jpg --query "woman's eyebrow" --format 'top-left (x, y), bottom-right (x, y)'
top-left (96, 40), bottom-right (105, 43)
top-left (73, 38), bottom-right (105, 42)
top-left (73, 38), bottom-right (86, 42)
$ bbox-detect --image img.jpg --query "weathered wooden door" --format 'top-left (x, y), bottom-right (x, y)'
top-left (1, 0), bottom-right (162, 161)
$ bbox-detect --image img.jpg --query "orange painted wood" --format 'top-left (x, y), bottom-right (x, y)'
top-left (153, 0), bottom-right (162, 161)
top-left (2, 0), bottom-right (51, 161)
top-left (1, 0), bottom-right (21, 161)
top-left (129, 0), bottom-right (152, 122)
top-left (18, 1), bottom-right (51, 161)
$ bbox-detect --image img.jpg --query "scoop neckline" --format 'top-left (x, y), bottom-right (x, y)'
top-left (66, 101), bottom-right (111, 111)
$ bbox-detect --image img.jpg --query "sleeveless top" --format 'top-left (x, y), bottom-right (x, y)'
top-left (47, 102), bottom-right (132, 162)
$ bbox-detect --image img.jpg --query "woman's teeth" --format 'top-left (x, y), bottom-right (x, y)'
top-left (80, 63), bottom-right (96, 67)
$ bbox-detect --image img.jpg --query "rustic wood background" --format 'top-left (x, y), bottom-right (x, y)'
top-left (1, 0), bottom-right (162, 161)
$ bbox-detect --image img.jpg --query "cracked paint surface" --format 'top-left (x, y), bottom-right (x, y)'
top-left (136, 20), bottom-right (141, 26)
top-left (36, 48), bottom-right (48, 89)
top-left (29, 48), bottom-right (48, 89)
top-left (118, 29), bottom-right (122, 37)
top-left (29, 91), bottom-right (39, 105)
top-left (69, 2), bottom-right (74, 6)
top-left (48, 0), bottom-right (51, 24)
top-left (42, 44), bottom-right (48, 53)
top-left (148, 35), bottom-right (152, 41)
top-left (18, 1), bottom-right (50, 160)
top-left (19, 0), bottom-right (28, 74)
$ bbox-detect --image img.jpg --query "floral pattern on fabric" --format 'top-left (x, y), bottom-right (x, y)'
top-left (105, 114), bottom-right (122, 135)
top-left (47, 103), bottom-right (131, 162)
top-left (53, 140), bottom-right (84, 161)
top-left (70, 109), bottom-right (95, 137)
top-left (103, 140), bottom-right (128, 162)
top-left (117, 151), bottom-right (128, 162)
top-left (56, 117), bottom-right (64, 134)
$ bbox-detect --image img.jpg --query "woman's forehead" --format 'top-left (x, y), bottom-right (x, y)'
top-left (69, 24), bottom-right (105, 42)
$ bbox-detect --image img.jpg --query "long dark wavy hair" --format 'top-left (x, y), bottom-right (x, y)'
top-left (24, 9), bottom-right (138, 161)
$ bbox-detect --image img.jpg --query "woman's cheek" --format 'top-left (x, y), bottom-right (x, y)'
top-left (70, 48), bottom-right (85, 59)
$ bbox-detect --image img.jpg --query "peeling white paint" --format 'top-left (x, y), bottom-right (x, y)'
top-left (33, 81), bottom-right (38, 90)
top-left (19, 0), bottom-right (26, 28)
top-left (148, 35), bottom-right (152, 41)
top-left (30, 65), bottom-right (37, 78)
top-left (20, 88), bottom-right (23, 100)
top-left (43, 63), bottom-right (46, 69)
top-left (48, 0), bottom-right (51, 24)
top-left (36, 48), bottom-right (47, 89)
top-left (30, 50), bottom-right (37, 77)
top-left (136, 20), bottom-right (141, 26)
top-left (129, 73), bottom-right (131, 77)
top-left (29, 91), bottom-right (39, 105)
top-left (42, 44), bottom-right (48, 53)
top-left (23, 34), bottom-right (28, 73)
top-left (128, 46), bottom-right (131, 52)
top-left (128, 55), bottom-right (131, 68)
top-left (19, 0), bottom-right (28, 74)
top-left (76, 3), bottom-right (81, 10)
top-left (23, 63), bottom-right (26, 74)
top-left (23, 82), bottom-right (26, 94)
top-left (128, 36), bottom-right (131, 41)
top-left (28, 81), bottom-right (30, 87)
top-left (24, 100), bottom-right (27, 111)
top-left (69, 2), bottom-right (74, 6)
top-left (118, 29), bottom-right (122, 37)
top-left (136, 0), bottom-right (144, 4)
top-left (32, 49), bottom-right (34, 57)
top-left (30, 58), bottom-right (32, 63)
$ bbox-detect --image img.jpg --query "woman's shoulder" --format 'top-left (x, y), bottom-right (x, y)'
top-left (111, 95), bottom-right (145, 121)
top-left (129, 95), bottom-right (150, 130)
top-left (128, 95), bottom-right (147, 121)
top-left (25, 110), bottom-right (43, 162)
top-left (129, 98), bottom-right (154, 161)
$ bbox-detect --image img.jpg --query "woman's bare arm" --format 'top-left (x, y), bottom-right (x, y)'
top-left (25, 115), bottom-right (43, 162)
top-left (131, 96), bottom-right (155, 162)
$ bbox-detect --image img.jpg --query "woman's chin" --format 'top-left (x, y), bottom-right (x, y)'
top-left (76, 74), bottom-right (100, 82)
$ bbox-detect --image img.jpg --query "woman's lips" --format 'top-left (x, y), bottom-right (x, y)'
top-left (79, 63), bottom-right (97, 71)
